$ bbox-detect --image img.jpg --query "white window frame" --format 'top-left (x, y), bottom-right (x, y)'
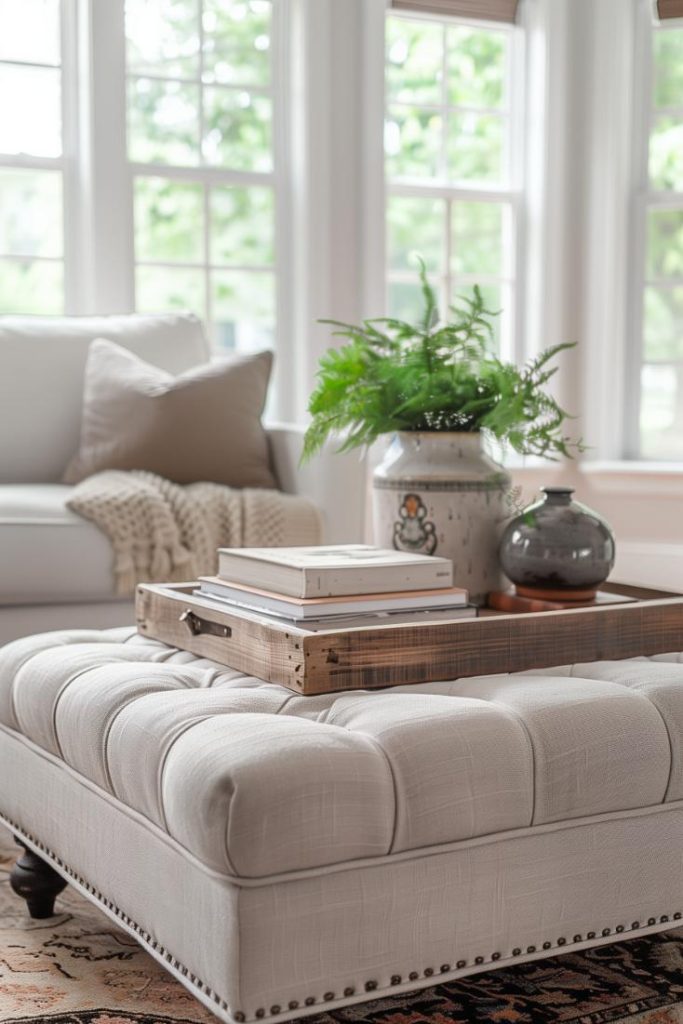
top-left (623, 0), bottom-right (683, 461)
top-left (0, 0), bottom-right (77, 313)
top-left (384, 7), bottom-right (527, 364)
top-left (60, 0), bottom-right (294, 414)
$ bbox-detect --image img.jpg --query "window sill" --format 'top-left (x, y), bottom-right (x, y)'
top-left (579, 460), bottom-right (683, 495)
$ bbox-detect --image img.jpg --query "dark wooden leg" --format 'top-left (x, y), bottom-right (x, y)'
top-left (10, 838), bottom-right (67, 919)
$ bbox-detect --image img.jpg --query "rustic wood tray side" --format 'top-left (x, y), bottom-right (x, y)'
top-left (136, 582), bottom-right (683, 696)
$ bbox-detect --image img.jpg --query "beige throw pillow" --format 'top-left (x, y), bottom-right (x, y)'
top-left (64, 338), bottom-right (277, 488)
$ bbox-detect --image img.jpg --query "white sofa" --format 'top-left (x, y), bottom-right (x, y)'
top-left (0, 313), bottom-right (365, 645)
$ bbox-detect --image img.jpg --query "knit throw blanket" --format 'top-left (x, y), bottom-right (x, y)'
top-left (67, 470), bottom-right (322, 596)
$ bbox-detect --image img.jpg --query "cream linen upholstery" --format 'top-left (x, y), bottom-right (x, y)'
top-left (0, 312), bottom-right (367, 644)
top-left (3, 631), bottom-right (683, 1021)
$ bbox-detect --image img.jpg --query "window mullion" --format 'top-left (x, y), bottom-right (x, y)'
top-left (79, 0), bottom-right (133, 313)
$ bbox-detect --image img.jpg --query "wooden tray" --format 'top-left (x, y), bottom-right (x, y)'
top-left (135, 581), bottom-right (683, 696)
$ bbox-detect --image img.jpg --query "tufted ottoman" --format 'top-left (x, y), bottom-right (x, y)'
top-left (2, 627), bottom-right (683, 1022)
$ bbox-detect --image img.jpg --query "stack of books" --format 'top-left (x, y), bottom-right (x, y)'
top-left (195, 544), bottom-right (476, 631)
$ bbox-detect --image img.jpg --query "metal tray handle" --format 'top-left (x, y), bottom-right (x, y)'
top-left (180, 609), bottom-right (232, 639)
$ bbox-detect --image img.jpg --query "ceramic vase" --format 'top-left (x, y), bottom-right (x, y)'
top-left (372, 431), bottom-right (511, 605)
top-left (498, 486), bottom-right (616, 599)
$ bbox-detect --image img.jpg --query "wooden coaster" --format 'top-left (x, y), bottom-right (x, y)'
top-left (515, 584), bottom-right (598, 602)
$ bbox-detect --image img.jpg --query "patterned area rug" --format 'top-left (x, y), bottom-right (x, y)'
top-left (2, 838), bottom-right (683, 1024)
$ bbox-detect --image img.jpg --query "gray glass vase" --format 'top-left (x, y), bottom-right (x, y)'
top-left (498, 486), bottom-right (616, 599)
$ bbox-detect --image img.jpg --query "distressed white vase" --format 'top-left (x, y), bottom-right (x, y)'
top-left (372, 431), bottom-right (511, 605)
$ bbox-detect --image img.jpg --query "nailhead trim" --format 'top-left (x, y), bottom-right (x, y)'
top-left (5, 812), bottom-right (683, 1023)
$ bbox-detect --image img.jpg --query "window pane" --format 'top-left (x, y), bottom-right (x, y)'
top-left (640, 364), bottom-right (683, 459)
top-left (649, 116), bottom-right (683, 191)
top-left (644, 285), bottom-right (683, 362)
top-left (125, 0), bottom-right (200, 79)
top-left (386, 17), bottom-right (443, 106)
top-left (134, 177), bottom-right (203, 263)
top-left (646, 209), bottom-right (683, 280)
top-left (203, 0), bottom-right (271, 87)
top-left (0, 66), bottom-right (61, 157)
top-left (0, 169), bottom-right (61, 258)
top-left (387, 195), bottom-right (444, 273)
top-left (451, 201), bottom-right (504, 277)
top-left (385, 107), bottom-right (442, 180)
top-left (212, 270), bottom-right (274, 352)
top-left (653, 29), bottom-right (683, 109)
top-left (0, 259), bottom-right (62, 314)
top-left (202, 88), bottom-right (271, 170)
top-left (136, 265), bottom-right (205, 315)
top-left (128, 78), bottom-right (199, 165)
top-left (0, 0), bottom-right (60, 65)
top-left (448, 26), bottom-right (507, 109)
top-left (388, 279), bottom-right (437, 322)
top-left (210, 185), bottom-right (273, 265)
top-left (446, 112), bottom-right (503, 183)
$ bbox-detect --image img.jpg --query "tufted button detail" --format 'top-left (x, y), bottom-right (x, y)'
top-left (526, 946), bottom-right (536, 954)
top-left (270, 1006), bottom-right (281, 1015)
top-left (661, 915), bottom-right (669, 923)
top-left (457, 960), bottom-right (467, 969)
top-left (234, 1014), bottom-right (245, 1022)
top-left (304, 997), bottom-right (316, 1007)
top-left (323, 992), bottom-right (334, 1002)
top-left (391, 975), bottom-right (402, 985)
top-left (631, 921), bottom-right (640, 929)
top-left (587, 932), bottom-right (596, 939)
top-left (440, 964), bottom-right (450, 974)
top-left (542, 942), bottom-right (552, 950)
top-left (602, 928), bottom-right (611, 936)
top-left (424, 967), bottom-right (434, 977)
top-left (409, 971), bottom-right (419, 981)
top-left (343, 987), bottom-right (355, 998)
top-left (491, 952), bottom-right (501, 961)
top-left (675, 912), bottom-right (682, 920)
top-left (365, 980), bottom-right (377, 992)
top-left (616, 925), bottom-right (624, 933)
top-left (573, 935), bottom-right (582, 943)
top-left (648, 918), bottom-right (656, 926)
top-left (557, 937), bottom-right (566, 946)
top-left (255, 1011), bottom-right (265, 1020)
top-left (474, 956), bottom-right (484, 965)
top-left (512, 948), bottom-right (521, 957)
top-left (288, 1002), bottom-right (299, 1011)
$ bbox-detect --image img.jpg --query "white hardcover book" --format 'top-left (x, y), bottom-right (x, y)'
top-left (216, 544), bottom-right (454, 598)
top-left (198, 577), bottom-right (467, 620)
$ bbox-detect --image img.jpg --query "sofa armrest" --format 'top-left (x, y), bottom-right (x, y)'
top-left (266, 424), bottom-right (366, 544)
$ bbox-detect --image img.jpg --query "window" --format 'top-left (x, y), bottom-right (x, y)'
top-left (125, 0), bottom-right (277, 352)
top-left (634, 21), bottom-right (683, 458)
top-left (384, 11), bottom-right (521, 359)
top-left (0, 0), bottom-right (65, 315)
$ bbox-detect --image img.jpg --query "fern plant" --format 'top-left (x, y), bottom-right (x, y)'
top-left (302, 264), bottom-right (583, 462)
